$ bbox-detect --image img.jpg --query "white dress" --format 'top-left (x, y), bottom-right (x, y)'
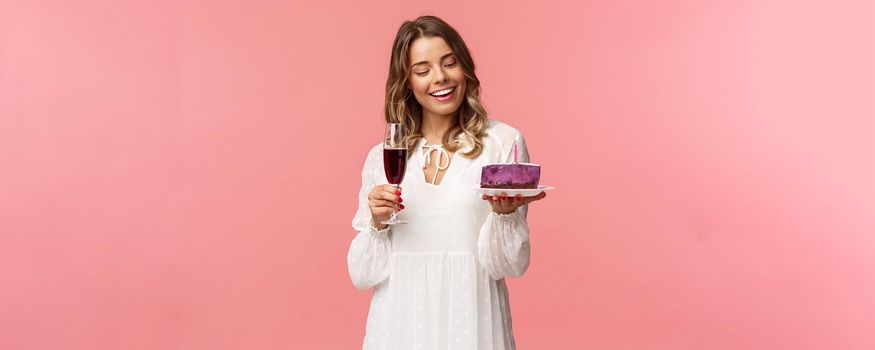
top-left (347, 119), bottom-right (533, 350)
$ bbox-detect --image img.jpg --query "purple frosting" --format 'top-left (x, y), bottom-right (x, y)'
top-left (480, 163), bottom-right (541, 188)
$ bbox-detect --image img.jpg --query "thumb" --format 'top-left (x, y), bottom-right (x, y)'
top-left (522, 192), bottom-right (547, 204)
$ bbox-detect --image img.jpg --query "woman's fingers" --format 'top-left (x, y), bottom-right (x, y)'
top-left (368, 185), bottom-right (405, 222)
top-left (481, 191), bottom-right (547, 213)
top-left (499, 193), bottom-right (511, 206)
top-left (368, 185), bottom-right (402, 203)
top-left (369, 199), bottom-right (399, 209)
top-left (371, 207), bottom-right (395, 216)
top-left (482, 195), bottom-right (505, 202)
top-left (481, 192), bottom-right (546, 203)
top-left (370, 195), bottom-right (405, 221)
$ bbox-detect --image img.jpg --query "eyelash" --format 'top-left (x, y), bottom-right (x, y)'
top-left (415, 62), bottom-right (458, 76)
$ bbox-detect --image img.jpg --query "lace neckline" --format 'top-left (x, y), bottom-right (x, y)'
top-left (421, 143), bottom-right (450, 185)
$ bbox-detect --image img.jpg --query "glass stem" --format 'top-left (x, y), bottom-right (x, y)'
top-left (392, 184), bottom-right (399, 218)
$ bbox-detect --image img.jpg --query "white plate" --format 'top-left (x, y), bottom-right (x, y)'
top-left (470, 185), bottom-right (555, 197)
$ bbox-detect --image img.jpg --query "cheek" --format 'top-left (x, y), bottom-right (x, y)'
top-left (451, 71), bottom-right (467, 95)
top-left (409, 78), bottom-right (434, 107)
top-left (409, 77), bottom-right (429, 95)
top-left (454, 83), bottom-right (467, 104)
top-left (456, 82), bottom-right (467, 98)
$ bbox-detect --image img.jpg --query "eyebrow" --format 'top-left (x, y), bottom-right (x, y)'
top-left (410, 52), bottom-right (455, 68)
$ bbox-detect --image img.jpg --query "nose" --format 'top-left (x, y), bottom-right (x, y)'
top-left (433, 67), bottom-right (447, 84)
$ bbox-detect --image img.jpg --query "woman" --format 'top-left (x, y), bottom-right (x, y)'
top-left (347, 15), bottom-right (547, 349)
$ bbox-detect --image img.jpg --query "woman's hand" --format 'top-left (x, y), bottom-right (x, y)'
top-left (368, 185), bottom-right (404, 230)
top-left (482, 192), bottom-right (546, 215)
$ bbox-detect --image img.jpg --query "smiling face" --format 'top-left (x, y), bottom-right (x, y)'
top-left (407, 36), bottom-right (467, 119)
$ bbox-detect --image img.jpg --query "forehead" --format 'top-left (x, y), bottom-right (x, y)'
top-left (408, 36), bottom-right (452, 64)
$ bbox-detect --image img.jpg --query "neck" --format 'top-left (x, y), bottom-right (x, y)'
top-left (420, 111), bottom-right (457, 145)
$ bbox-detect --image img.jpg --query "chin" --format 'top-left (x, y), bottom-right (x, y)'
top-left (429, 106), bottom-right (460, 117)
top-left (428, 101), bottom-right (464, 117)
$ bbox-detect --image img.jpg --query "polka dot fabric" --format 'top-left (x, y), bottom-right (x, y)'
top-left (348, 120), bottom-right (533, 350)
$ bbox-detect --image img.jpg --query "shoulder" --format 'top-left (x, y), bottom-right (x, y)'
top-left (366, 143), bottom-right (382, 159)
top-left (358, 143), bottom-right (384, 181)
top-left (484, 118), bottom-right (525, 144)
top-left (359, 143), bottom-right (383, 169)
top-left (485, 118), bottom-right (523, 139)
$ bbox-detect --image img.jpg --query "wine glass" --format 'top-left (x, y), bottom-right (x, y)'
top-left (382, 123), bottom-right (408, 225)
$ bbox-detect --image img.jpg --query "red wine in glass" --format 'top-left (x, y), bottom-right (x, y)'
top-left (382, 123), bottom-right (408, 225)
top-left (383, 148), bottom-right (408, 185)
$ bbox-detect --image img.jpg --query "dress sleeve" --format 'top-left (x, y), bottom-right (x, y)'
top-left (347, 147), bottom-right (392, 290)
top-left (477, 133), bottom-right (532, 280)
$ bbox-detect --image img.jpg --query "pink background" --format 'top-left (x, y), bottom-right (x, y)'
top-left (2, 0), bottom-right (874, 349)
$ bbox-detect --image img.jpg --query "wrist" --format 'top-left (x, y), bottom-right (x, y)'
top-left (491, 207), bottom-right (517, 215)
top-left (370, 217), bottom-right (389, 231)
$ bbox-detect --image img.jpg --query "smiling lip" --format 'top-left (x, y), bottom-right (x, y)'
top-left (429, 87), bottom-right (456, 102)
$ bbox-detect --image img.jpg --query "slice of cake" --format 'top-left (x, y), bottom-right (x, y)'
top-left (480, 163), bottom-right (541, 189)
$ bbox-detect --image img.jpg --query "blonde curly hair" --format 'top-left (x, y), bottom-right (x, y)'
top-left (384, 15), bottom-right (488, 159)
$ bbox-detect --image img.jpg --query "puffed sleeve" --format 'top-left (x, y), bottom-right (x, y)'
top-left (478, 133), bottom-right (532, 280)
top-left (347, 146), bottom-right (392, 290)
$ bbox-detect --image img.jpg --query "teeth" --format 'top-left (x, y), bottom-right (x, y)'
top-left (430, 87), bottom-right (454, 97)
